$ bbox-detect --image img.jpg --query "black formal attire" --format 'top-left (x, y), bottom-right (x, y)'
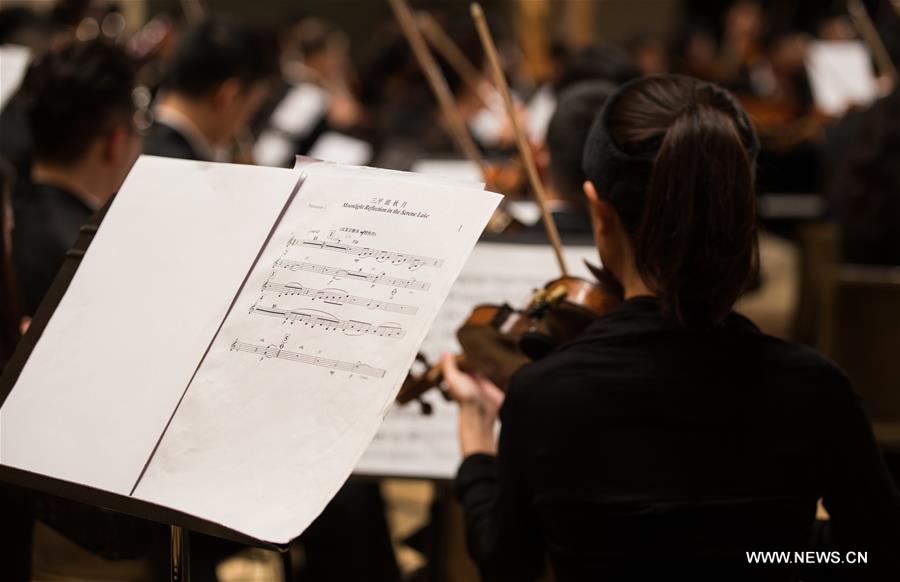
top-left (11, 181), bottom-right (93, 317)
top-left (142, 121), bottom-right (204, 161)
top-left (456, 296), bottom-right (900, 581)
top-left (0, 90), bottom-right (33, 175)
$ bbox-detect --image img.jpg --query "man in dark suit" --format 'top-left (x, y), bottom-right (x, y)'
top-left (13, 40), bottom-right (141, 317)
top-left (144, 16), bottom-right (279, 162)
top-left (5, 38), bottom-right (171, 581)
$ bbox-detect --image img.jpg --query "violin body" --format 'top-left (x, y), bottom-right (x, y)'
top-left (519, 276), bottom-right (621, 359)
top-left (396, 272), bottom-right (622, 406)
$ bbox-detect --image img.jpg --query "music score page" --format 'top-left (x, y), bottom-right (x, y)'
top-left (133, 169), bottom-right (501, 543)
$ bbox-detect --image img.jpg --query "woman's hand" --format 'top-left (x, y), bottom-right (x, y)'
top-left (441, 353), bottom-right (505, 456)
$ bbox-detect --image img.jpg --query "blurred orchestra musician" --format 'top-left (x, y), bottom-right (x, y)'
top-left (143, 16), bottom-right (279, 162)
top-left (282, 16), bottom-right (366, 133)
top-left (251, 16), bottom-right (369, 168)
top-left (13, 39), bottom-right (141, 318)
top-left (442, 75), bottom-right (900, 581)
top-left (6, 39), bottom-right (168, 581)
top-left (529, 80), bottom-right (618, 238)
top-left (829, 86), bottom-right (900, 266)
top-left (552, 41), bottom-right (641, 94)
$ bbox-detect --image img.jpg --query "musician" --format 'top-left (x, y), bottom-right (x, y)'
top-left (553, 41), bottom-right (640, 93)
top-left (13, 39), bottom-right (140, 317)
top-left (5, 39), bottom-right (171, 580)
top-left (828, 87), bottom-right (900, 266)
top-left (529, 80), bottom-right (618, 238)
top-left (443, 74), bottom-right (900, 580)
top-left (143, 16), bottom-right (278, 162)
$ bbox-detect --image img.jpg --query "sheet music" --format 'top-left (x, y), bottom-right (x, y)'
top-left (270, 83), bottom-right (328, 135)
top-left (355, 242), bottom-right (600, 479)
top-left (0, 45), bottom-right (30, 111)
top-left (298, 156), bottom-right (484, 190)
top-left (412, 159), bottom-right (483, 185)
top-left (806, 40), bottom-right (878, 116)
top-left (527, 84), bottom-right (557, 142)
top-left (307, 132), bottom-right (373, 166)
top-left (253, 83), bottom-right (331, 167)
top-left (1, 156), bottom-right (300, 494)
top-left (133, 170), bottom-right (501, 543)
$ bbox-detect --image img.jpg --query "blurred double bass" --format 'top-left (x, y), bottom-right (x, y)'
top-left (391, 2), bottom-right (622, 410)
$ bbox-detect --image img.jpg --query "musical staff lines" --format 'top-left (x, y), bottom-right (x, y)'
top-left (274, 259), bottom-right (431, 290)
top-left (230, 339), bottom-right (386, 378)
top-left (261, 281), bottom-right (418, 315)
top-left (249, 305), bottom-right (405, 338)
top-left (291, 237), bottom-right (444, 269)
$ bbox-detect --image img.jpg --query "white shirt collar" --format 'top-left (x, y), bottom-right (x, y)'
top-left (153, 103), bottom-right (231, 162)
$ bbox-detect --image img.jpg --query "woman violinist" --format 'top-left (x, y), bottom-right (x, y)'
top-left (442, 74), bottom-right (900, 581)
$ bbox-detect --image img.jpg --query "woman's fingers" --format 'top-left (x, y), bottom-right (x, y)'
top-left (473, 374), bottom-right (506, 412)
top-left (441, 353), bottom-right (479, 403)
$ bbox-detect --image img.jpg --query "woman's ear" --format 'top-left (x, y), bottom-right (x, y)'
top-left (583, 180), bottom-right (600, 205)
top-left (584, 180), bottom-right (606, 234)
top-left (584, 180), bottom-right (622, 239)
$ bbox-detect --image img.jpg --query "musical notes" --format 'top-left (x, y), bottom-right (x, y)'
top-left (261, 280), bottom-right (418, 315)
top-left (249, 305), bottom-right (405, 338)
top-left (274, 259), bottom-right (431, 290)
top-left (230, 339), bottom-right (386, 378)
top-left (291, 237), bottom-right (444, 269)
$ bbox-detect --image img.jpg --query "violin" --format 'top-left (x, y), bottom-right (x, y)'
top-left (396, 271), bottom-right (621, 407)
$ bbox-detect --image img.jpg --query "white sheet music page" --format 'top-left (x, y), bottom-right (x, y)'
top-left (355, 242), bottom-right (600, 479)
top-left (0, 156), bottom-right (300, 494)
top-left (805, 40), bottom-right (878, 116)
top-left (134, 170), bottom-right (501, 543)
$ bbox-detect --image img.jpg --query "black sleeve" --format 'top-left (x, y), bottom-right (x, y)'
top-left (13, 233), bottom-right (67, 317)
top-left (820, 372), bottom-right (900, 576)
top-left (454, 384), bottom-right (546, 582)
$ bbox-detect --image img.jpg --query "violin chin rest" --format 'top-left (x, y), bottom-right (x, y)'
top-left (518, 330), bottom-right (555, 360)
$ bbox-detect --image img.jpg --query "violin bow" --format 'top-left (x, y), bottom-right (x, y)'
top-left (418, 12), bottom-right (495, 109)
top-left (388, 0), bottom-right (487, 177)
top-left (470, 2), bottom-right (570, 277)
top-left (847, 0), bottom-right (898, 85)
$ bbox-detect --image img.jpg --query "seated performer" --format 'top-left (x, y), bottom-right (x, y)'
top-left (828, 87), bottom-right (900, 266)
top-left (530, 80), bottom-right (618, 237)
top-left (7, 39), bottom-right (168, 581)
top-left (144, 16), bottom-right (278, 162)
top-left (13, 39), bottom-right (141, 317)
top-left (443, 75), bottom-right (900, 581)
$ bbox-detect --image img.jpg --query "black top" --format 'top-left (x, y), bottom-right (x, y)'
top-left (142, 121), bottom-right (203, 161)
top-left (11, 181), bottom-right (93, 316)
top-left (456, 296), bottom-right (900, 581)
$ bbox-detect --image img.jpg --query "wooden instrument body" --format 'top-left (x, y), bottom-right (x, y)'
top-left (396, 275), bottom-right (621, 405)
